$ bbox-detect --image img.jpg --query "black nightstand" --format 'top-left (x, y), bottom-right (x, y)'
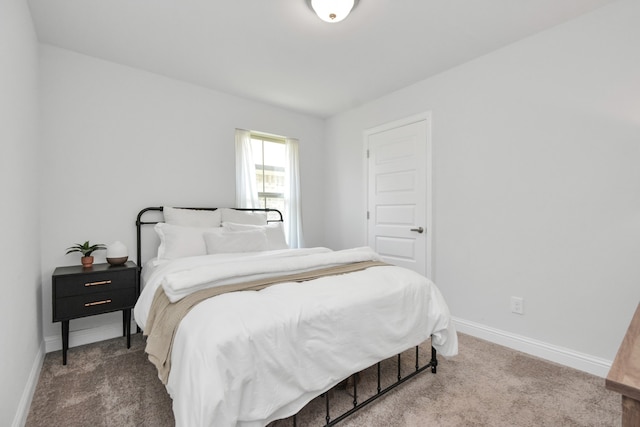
top-left (52, 261), bottom-right (139, 365)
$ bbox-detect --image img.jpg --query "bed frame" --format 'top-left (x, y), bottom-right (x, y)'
top-left (135, 206), bottom-right (284, 267)
top-left (135, 206), bottom-right (439, 426)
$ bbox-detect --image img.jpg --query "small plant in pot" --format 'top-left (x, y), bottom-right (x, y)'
top-left (66, 241), bottom-right (106, 268)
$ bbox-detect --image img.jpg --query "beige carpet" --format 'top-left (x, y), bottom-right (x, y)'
top-left (26, 333), bottom-right (621, 426)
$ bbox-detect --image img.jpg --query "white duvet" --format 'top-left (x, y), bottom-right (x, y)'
top-left (134, 247), bottom-right (458, 427)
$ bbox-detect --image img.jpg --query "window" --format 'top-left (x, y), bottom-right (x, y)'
top-left (251, 134), bottom-right (286, 214)
top-left (235, 129), bottom-right (304, 247)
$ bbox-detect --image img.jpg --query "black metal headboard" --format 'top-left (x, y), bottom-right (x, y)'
top-left (135, 206), bottom-right (284, 268)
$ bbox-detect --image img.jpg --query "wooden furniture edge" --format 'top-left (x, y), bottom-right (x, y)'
top-left (606, 303), bottom-right (640, 403)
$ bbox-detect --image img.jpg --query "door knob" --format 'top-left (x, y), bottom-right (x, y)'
top-left (410, 227), bottom-right (424, 234)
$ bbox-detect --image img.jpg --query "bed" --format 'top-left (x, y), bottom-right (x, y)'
top-left (133, 206), bottom-right (458, 427)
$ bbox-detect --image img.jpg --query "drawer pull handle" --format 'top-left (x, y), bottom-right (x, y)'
top-left (85, 299), bottom-right (112, 307)
top-left (85, 280), bottom-right (112, 287)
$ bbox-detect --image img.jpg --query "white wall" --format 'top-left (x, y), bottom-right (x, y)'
top-left (0, 0), bottom-right (42, 426)
top-left (39, 46), bottom-right (326, 348)
top-left (325, 0), bottom-right (640, 369)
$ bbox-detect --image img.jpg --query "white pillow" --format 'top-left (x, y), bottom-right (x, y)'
top-left (219, 208), bottom-right (268, 226)
top-left (222, 222), bottom-right (289, 250)
top-left (163, 207), bottom-right (222, 227)
top-left (155, 223), bottom-right (216, 260)
top-left (203, 229), bottom-right (268, 254)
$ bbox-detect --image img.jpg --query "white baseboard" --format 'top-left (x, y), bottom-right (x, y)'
top-left (12, 341), bottom-right (45, 427)
top-left (453, 317), bottom-right (612, 378)
top-left (45, 320), bottom-right (138, 353)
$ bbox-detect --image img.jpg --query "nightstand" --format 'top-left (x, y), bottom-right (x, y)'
top-left (52, 261), bottom-right (139, 365)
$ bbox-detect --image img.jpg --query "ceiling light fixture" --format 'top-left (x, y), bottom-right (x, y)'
top-left (308, 0), bottom-right (359, 23)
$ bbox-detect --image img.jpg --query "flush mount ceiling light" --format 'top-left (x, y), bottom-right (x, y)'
top-left (308, 0), bottom-right (359, 23)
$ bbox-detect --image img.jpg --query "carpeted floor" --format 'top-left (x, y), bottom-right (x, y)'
top-left (26, 333), bottom-right (621, 426)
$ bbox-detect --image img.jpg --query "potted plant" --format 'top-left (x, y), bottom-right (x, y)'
top-left (66, 241), bottom-right (106, 268)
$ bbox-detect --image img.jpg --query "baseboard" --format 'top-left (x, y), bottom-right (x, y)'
top-left (12, 340), bottom-right (45, 427)
top-left (44, 320), bottom-right (138, 353)
top-left (452, 317), bottom-right (612, 378)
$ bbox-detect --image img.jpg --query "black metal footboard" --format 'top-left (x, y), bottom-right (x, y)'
top-left (289, 343), bottom-right (438, 426)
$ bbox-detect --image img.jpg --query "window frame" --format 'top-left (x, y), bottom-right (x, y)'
top-left (250, 132), bottom-right (286, 212)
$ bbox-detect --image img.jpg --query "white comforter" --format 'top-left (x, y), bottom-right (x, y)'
top-left (134, 247), bottom-right (458, 427)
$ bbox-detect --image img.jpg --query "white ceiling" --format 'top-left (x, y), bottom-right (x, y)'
top-left (27, 0), bottom-right (618, 118)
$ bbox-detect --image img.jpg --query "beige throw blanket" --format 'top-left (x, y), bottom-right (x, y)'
top-left (144, 260), bottom-right (388, 384)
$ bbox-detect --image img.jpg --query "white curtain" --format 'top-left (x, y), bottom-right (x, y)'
top-left (235, 129), bottom-right (259, 208)
top-left (285, 138), bottom-right (304, 248)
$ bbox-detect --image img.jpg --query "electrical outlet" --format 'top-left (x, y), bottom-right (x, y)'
top-left (510, 296), bottom-right (524, 315)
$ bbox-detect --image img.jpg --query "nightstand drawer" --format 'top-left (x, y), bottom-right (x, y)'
top-left (54, 269), bottom-right (136, 297)
top-left (54, 288), bottom-right (137, 321)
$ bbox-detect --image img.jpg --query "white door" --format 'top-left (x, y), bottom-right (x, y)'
top-left (366, 114), bottom-right (432, 278)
